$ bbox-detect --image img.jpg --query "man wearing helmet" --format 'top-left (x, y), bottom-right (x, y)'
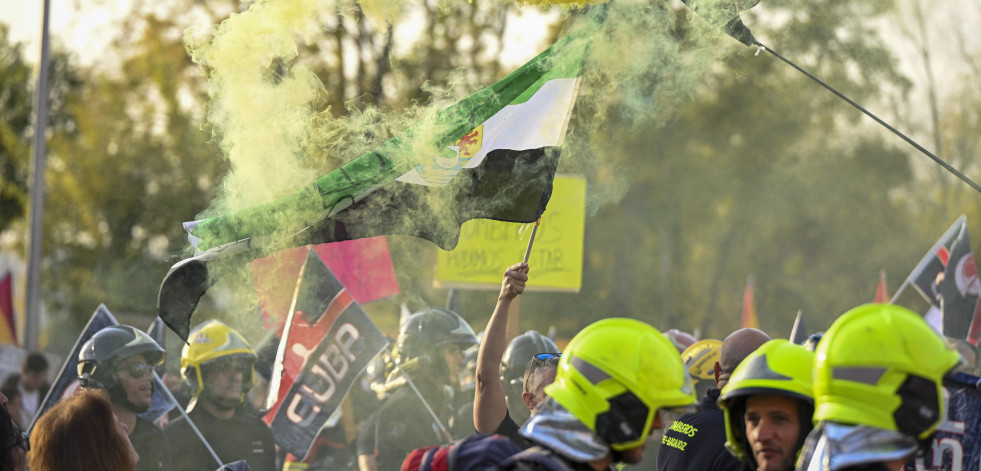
top-left (356, 308), bottom-right (478, 471)
top-left (796, 304), bottom-right (961, 471)
top-left (506, 318), bottom-right (695, 470)
top-left (657, 328), bottom-right (769, 471)
top-left (474, 262), bottom-right (561, 447)
top-left (717, 339), bottom-right (815, 471)
top-left (164, 320), bottom-right (275, 471)
top-left (78, 325), bottom-right (172, 471)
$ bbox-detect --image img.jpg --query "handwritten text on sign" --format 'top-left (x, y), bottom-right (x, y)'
top-left (436, 175), bottom-right (585, 292)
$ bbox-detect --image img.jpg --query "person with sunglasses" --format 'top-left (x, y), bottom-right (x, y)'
top-left (78, 325), bottom-right (171, 471)
top-left (510, 318), bottom-right (697, 470)
top-left (474, 262), bottom-right (562, 448)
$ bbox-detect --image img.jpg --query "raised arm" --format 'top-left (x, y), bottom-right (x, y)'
top-left (473, 262), bottom-right (528, 434)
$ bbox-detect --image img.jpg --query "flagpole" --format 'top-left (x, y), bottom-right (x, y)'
top-left (152, 370), bottom-right (224, 468)
top-left (756, 44), bottom-right (981, 195)
top-left (523, 218), bottom-right (541, 264)
top-left (385, 351), bottom-right (453, 443)
top-left (888, 278), bottom-right (911, 305)
top-left (265, 249), bottom-right (310, 411)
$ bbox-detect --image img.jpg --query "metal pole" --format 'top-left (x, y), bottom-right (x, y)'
top-left (522, 218), bottom-right (541, 264)
top-left (25, 0), bottom-right (53, 352)
top-left (385, 350), bottom-right (452, 442)
top-left (265, 249), bottom-right (309, 411)
top-left (153, 371), bottom-right (225, 468)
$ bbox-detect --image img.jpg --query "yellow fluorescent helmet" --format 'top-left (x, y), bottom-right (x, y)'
top-left (814, 304), bottom-right (960, 440)
top-left (181, 320), bottom-right (258, 397)
top-left (682, 339), bottom-right (722, 381)
top-left (717, 339), bottom-right (815, 461)
top-left (545, 318), bottom-right (695, 451)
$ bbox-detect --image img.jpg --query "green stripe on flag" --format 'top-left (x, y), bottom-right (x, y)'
top-left (189, 23), bottom-right (594, 252)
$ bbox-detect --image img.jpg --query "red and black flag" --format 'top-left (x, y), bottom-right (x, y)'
top-left (263, 248), bottom-right (388, 459)
top-left (905, 216), bottom-right (981, 345)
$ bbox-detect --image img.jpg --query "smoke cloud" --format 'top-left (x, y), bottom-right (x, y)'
top-left (182, 0), bottom-right (744, 326)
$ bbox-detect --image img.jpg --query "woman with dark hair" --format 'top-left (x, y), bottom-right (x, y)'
top-left (29, 389), bottom-right (138, 471)
top-left (0, 391), bottom-right (27, 471)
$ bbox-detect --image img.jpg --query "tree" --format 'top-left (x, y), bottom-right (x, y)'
top-left (0, 25), bottom-right (33, 233)
top-left (0, 0), bottom-right (550, 348)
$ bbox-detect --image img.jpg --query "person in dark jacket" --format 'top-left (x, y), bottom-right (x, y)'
top-left (717, 340), bottom-right (814, 471)
top-left (657, 328), bottom-right (769, 471)
top-left (516, 318), bottom-right (696, 471)
top-left (78, 325), bottom-right (173, 471)
top-left (165, 320), bottom-right (276, 471)
top-left (796, 304), bottom-right (960, 471)
top-left (357, 308), bottom-right (478, 471)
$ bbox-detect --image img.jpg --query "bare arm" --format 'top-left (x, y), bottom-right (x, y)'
top-left (473, 262), bottom-right (528, 434)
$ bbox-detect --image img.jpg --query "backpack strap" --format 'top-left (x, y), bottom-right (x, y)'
top-left (446, 434), bottom-right (486, 471)
top-left (446, 438), bottom-right (462, 471)
top-left (499, 446), bottom-right (576, 471)
top-left (420, 446), bottom-right (439, 471)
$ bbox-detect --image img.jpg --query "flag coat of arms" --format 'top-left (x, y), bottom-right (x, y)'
top-left (159, 22), bottom-right (596, 341)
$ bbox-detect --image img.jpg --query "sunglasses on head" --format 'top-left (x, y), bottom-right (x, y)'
top-left (116, 363), bottom-right (152, 379)
top-left (534, 353), bottom-right (561, 361)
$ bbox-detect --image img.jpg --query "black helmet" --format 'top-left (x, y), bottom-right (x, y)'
top-left (78, 325), bottom-right (165, 390)
top-left (501, 330), bottom-right (559, 424)
top-left (501, 330), bottom-right (559, 390)
top-left (396, 308), bottom-right (477, 368)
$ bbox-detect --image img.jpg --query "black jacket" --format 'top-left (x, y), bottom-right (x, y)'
top-left (656, 388), bottom-right (742, 471)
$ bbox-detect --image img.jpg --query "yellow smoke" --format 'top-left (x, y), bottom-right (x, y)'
top-left (184, 0), bottom-right (745, 323)
top-left (184, 0), bottom-right (335, 216)
top-left (507, 0), bottom-right (599, 7)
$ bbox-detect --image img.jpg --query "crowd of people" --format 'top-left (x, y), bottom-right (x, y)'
top-left (0, 261), bottom-right (970, 471)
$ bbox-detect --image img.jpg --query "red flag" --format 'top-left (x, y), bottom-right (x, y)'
top-left (874, 269), bottom-right (890, 303)
top-left (742, 275), bottom-right (760, 329)
top-left (251, 237), bottom-right (399, 328)
top-left (261, 249), bottom-right (389, 459)
top-left (0, 272), bottom-right (17, 345)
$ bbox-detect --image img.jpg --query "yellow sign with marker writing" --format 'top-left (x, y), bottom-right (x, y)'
top-left (436, 175), bottom-right (585, 292)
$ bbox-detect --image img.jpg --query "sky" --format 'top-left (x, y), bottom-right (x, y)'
top-left (0, 0), bottom-right (557, 68)
top-left (3, 0), bottom-right (977, 99)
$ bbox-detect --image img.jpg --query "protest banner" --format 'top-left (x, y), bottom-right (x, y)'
top-left (435, 175), bottom-right (585, 291)
top-left (905, 373), bottom-right (981, 471)
top-left (264, 249), bottom-right (389, 459)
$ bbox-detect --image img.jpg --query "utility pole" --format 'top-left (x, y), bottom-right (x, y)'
top-left (25, 0), bottom-right (52, 352)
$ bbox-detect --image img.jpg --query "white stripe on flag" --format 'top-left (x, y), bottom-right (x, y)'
top-left (397, 77), bottom-right (580, 186)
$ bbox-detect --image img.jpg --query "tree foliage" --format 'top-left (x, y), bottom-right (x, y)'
top-left (1, 0), bottom-right (980, 352)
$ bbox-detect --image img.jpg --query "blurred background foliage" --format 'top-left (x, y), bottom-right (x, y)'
top-left (0, 0), bottom-right (979, 358)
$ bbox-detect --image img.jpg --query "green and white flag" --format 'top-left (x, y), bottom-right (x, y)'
top-left (160, 23), bottom-right (595, 340)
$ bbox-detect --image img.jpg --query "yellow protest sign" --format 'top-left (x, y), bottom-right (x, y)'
top-left (436, 175), bottom-right (585, 291)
